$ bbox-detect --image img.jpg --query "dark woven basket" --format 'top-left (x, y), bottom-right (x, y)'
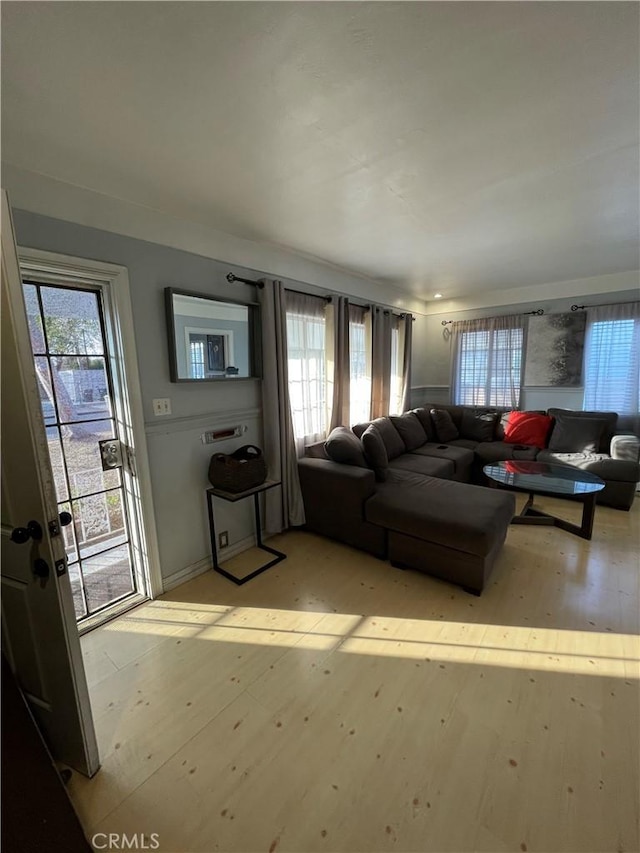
top-left (208, 444), bottom-right (267, 493)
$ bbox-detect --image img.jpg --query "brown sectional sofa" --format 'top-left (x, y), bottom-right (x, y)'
top-left (298, 405), bottom-right (640, 595)
top-left (408, 404), bottom-right (640, 510)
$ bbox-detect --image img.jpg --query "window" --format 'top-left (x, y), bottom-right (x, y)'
top-left (389, 320), bottom-right (405, 415)
top-left (349, 305), bottom-right (371, 424)
top-left (583, 307), bottom-right (640, 414)
top-left (452, 318), bottom-right (524, 408)
top-left (286, 293), bottom-right (328, 453)
top-left (189, 339), bottom-right (205, 379)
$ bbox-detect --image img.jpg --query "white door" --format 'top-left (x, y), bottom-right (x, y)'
top-left (1, 191), bottom-right (99, 776)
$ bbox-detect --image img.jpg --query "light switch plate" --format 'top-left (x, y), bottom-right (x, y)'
top-left (152, 398), bottom-right (172, 416)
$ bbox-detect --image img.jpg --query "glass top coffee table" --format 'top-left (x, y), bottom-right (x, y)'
top-left (483, 461), bottom-right (605, 540)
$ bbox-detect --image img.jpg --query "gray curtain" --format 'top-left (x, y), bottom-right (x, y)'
top-left (329, 296), bottom-right (350, 430)
top-left (450, 313), bottom-right (525, 408)
top-left (370, 306), bottom-right (392, 418)
top-left (258, 280), bottom-right (305, 533)
top-left (400, 313), bottom-right (413, 412)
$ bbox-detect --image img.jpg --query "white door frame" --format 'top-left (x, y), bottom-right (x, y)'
top-left (16, 247), bottom-right (163, 609)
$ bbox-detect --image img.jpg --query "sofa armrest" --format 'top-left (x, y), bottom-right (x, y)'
top-left (610, 433), bottom-right (640, 463)
top-left (298, 457), bottom-right (376, 505)
top-left (305, 440), bottom-right (329, 459)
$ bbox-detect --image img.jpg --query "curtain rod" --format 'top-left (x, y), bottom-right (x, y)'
top-left (226, 272), bottom-right (264, 288)
top-left (440, 308), bottom-right (544, 326)
top-left (227, 270), bottom-right (415, 319)
top-left (282, 289), bottom-right (415, 318)
top-left (226, 272), bottom-right (333, 302)
top-left (286, 286), bottom-right (332, 303)
top-left (571, 299), bottom-right (639, 311)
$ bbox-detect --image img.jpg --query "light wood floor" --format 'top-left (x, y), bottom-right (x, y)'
top-left (72, 494), bottom-right (640, 853)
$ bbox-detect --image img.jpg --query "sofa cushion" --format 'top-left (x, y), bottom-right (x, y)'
top-left (365, 477), bottom-right (516, 557)
top-left (410, 443), bottom-right (475, 480)
top-left (324, 427), bottom-right (368, 468)
top-left (495, 411), bottom-right (511, 442)
top-left (503, 411), bottom-right (553, 448)
top-left (372, 417), bottom-right (406, 460)
top-left (430, 408), bottom-right (459, 442)
top-left (474, 441), bottom-right (538, 463)
top-left (361, 424), bottom-right (389, 481)
top-left (354, 417), bottom-right (406, 460)
top-left (536, 451), bottom-right (640, 484)
top-left (448, 438), bottom-right (480, 450)
top-left (390, 412), bottom-right (428, 452)
top-left (389, 454), bottom-right (454, 480)
top-left (460, 408), bottom-right (498, 442)
top-left (610, 433), bottom-right (640, 463)
top-left (351, 421), bottom-right (369, 439)
top-left (547, 408), bottom-right (618, 453)
top-left (412, 408), bottom-right (436, 441)
top-left (548, 414), bottom-right (610, 454)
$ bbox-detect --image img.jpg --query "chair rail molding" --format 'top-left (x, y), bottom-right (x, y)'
top-left (144, 407), bottom-right (261, 436)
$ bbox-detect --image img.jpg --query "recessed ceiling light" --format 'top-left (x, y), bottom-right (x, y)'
top-left (433, 293), bottom-right (443, 299)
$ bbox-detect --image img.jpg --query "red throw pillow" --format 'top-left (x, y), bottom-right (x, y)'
top-left (503, 411), bottom-right (553, 448)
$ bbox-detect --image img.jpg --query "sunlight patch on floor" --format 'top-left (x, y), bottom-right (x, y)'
top-left (98, 600), bottom-right (640, 678)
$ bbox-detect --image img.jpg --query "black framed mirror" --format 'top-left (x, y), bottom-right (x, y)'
top-left (165, 288), bottom-right (261, 382)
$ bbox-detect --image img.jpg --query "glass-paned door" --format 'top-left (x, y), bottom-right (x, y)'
top-left (22, 280), bottom-right (144, 626)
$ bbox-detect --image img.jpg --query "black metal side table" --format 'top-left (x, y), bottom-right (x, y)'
top-left (206, 480), bottom-right (285, 585)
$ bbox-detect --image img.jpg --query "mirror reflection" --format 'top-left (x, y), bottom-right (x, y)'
top-left (166, 289), bottom-right (257, 381)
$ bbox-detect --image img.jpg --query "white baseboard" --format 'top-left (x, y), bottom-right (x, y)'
top-left (161, 533), bottom-right (260, 592)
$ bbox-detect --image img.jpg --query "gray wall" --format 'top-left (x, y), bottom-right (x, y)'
top-left (410, 289), bottom-right (636, 412)
top-left (12, 211), bottom-right (278, 585)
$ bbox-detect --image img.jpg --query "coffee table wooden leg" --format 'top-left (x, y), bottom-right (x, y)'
top-left (513, 493), bottom-right (597, 540)
top-left (581, 492), bottom-right (597, 539)
top-left (512, 493), bottom-right (555, 525)
top-left (551, 493), bottom-right (597, 540)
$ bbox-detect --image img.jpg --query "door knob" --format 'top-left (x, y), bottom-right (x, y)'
top-left (10, 520), bottom-right (43, 545)
top-left (59, 511), bottom-right (72, 527)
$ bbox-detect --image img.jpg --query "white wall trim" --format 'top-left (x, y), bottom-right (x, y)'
top-left (162, 533), bottom-right (258, 591)
top-left (144, 407), bottom-right (261, 436)
top-left (16, 245), bottom-right (164, 600)
top-left (162, 557), bottom-right (212, 592)
top-left (411, 384), bottom-right (450, 390)
top-left (524, 386), bottom-right (585, 392)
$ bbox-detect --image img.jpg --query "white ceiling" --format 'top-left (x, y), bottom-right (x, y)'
top-left (2, 2), bottom-right (638, 301)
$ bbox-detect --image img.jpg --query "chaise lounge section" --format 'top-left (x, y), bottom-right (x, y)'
top-left (367, 474), bottom-right (516, 594)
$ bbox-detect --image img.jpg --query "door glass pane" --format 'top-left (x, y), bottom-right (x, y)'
top-left (72, 490), bottom-right (128, 559)
top-left (61, 419), bottom-right (121, 498)
top-left (40, 287), bottom-right (104, 355)
top-left (83, 544), bottom-right (134, 613)
top-left (52, 357), bottom-right (111, 424)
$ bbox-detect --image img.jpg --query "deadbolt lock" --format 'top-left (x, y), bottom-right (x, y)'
top-left (98, 439), bottom-right (124, 471)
